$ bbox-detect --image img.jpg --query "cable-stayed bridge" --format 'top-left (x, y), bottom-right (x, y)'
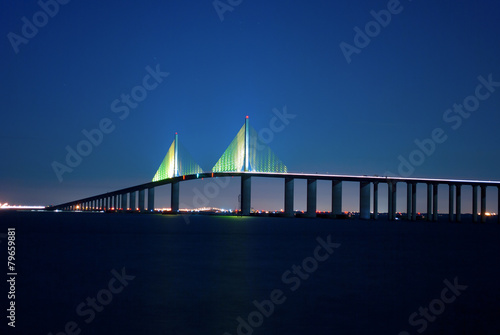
top-left (48, 117), bottom-right (500, 223)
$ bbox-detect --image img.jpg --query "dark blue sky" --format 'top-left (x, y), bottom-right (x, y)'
top-left (1, 0), bottom-right (500, 212)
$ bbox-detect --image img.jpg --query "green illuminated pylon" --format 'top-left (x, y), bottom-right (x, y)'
top-left (153, 133), bottom-right (203, 181)
top-left (212, 117), bottom-right (287, 173)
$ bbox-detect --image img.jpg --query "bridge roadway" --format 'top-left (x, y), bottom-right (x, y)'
top-left (47, 172), bottom-right (500, 223)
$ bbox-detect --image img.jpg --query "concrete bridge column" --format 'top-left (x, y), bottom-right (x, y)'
top-left (449, 184), bottom-right (455, 222)
top-left (307, 179), bottom-right (317, 217)
top-left (412, 183), bottom-right (417, 221)
top-left (388, 182), bottom-right (393, 220)
top-left (121, 193), bottom-right (127, 211)
top-left (103, 197), bottom-right (108, 211)
top-left (427, 184), bottom-right (432, 221)
top-left (359, 181), bottom-right (371, 220)
top-left (481, 185), bottom-right (487, 223)
top-left (115, 195), bottom-right (119, 211)
top-left (284, 177), bottom-right (294, 217)
top-left (332, 180), bottom-right (342, 216)
top-left (433, 184), bottom-right (438, 222)
top-left (373, 182), bottom-right (379, 220)
top-left (240, 175), bottom-right (251, 215)
top-left (148, 187), bottom-right (155, 212)
top-left (406, 183), bottom-right (412, 221)
top-left (139, 189), bottom-right (145, 212)
top-left (392, 182), bottom-right (397, 220)
top-left (498, 186), bottom-right (500, 224)
top-left (171, 182), bottom-right (180, 213)
top-left (472, 185), bottom-right (478, 223)
top-left (130, 191), bottom-right (136, 211)
top-left (456, 185), bottom-right (461, 222)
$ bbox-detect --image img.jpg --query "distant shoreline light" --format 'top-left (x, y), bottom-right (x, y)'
top-left (0, 203), bottom-right (46, 210)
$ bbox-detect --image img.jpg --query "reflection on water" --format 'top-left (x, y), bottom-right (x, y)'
top-left (1, 211), bottom-right (499, 334)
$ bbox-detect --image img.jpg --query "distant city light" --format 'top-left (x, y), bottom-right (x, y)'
top-left (0, 203), bottom-right (45, 210)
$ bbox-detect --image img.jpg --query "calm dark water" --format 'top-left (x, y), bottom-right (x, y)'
top-left (0, 211), bottom-right (499, 335)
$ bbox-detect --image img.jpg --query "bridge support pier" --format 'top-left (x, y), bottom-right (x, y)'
top-left (139, 189), bottom-right (145, 212)
top-left (427, 184), bottom-right (432, 221)
top-left (332, 180), bottom-right (342, 216)
top-left (241, 175), bottom-right (251, 215)
top-left (115, 195), bottom-right (119, 211)
top-left (148, 187), bottom-right (155, 212)
top-left (456, 185), bottom-right (461, 222)
top-left (473, 185), bottom-right (478, 223)
top-left (411, 183), bottom-right (417, 221)
top-left (406, 183), bottom-right (412, 221)
top-left (306, 179), bottom-right (317, 217)
top-left (373, 182), bottom-right (378, 220)
top-left (433, 184), bottom-right (438, 222)
top-left (481, 185), bottom-right (487, 223)
top-left (359, 181), bottom-right (371, 220)
top-left (498, 186), bottom-right (500, 224)
top-left (171, 182), bottom-right (180, 213)
top-left (388, 182), bottom-right (396, 221)
top-left (449, 185), bottom-right (455, 222)
top-left (121, 193), bottom-right (127, 211)
top-left (130, 191), bottom-right (136, 211)
top-left (284, 177), bottom-right (294, 217)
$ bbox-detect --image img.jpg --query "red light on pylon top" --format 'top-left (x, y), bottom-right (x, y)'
top-left (175, 132), bottom-right (178, 135)
top-left (246, 116), bottom-right (249, 119)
